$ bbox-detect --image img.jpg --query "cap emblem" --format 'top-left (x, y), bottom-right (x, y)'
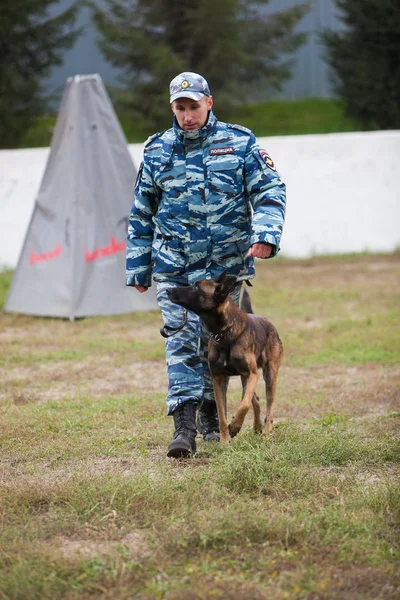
top-left (169, 72), bottom-right (211, 103)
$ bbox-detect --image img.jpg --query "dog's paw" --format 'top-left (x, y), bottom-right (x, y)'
top-left (228, 423), bottom-right (239, 438)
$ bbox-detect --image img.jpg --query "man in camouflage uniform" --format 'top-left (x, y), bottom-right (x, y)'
top-left (126, 72), bottom-right (286, 458)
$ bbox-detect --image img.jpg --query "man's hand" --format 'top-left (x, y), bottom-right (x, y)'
top-left (247, 242), bottom-right (274, 259)
top-left (135, 285), bottom-right (148, 293)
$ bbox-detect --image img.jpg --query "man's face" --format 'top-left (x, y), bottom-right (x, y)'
top-left (171, 95), bottom-right (213, 131)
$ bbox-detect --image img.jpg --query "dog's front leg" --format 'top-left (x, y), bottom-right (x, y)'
top-left (213, 374), bottom-right (230, 444)
top-left (240, 375), bottom-right (262, 434)
top-left (263, 346), bottom-right (282, 435)
top-left (229, 370), bottom-right (259, 437)
top-left (251, 393), bottom-right (262, 433)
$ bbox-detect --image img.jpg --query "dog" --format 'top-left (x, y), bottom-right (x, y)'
top-left (167, 272), bottom-right (283, 443)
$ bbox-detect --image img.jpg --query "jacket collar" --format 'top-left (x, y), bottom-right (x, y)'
top-left (173, 110), bottom-right (217, 144)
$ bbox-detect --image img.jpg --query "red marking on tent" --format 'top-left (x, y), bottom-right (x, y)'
top-left (29, 243), bottom-right (62, 266)
top-left (84, 237), bottom-right (126, 263)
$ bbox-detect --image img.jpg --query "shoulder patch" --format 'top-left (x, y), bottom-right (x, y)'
top-left (228, 123), bottom-right (252, 135)
top-left (258, 149), bottom-right (276, 171)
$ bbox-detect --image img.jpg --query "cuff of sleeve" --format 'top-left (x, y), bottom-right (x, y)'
top-left (250, 233), bottom-right (279, 257)
top-left (126, 273), bottom-right (152, 287)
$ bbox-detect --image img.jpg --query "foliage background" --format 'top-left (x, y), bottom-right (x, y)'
top-left (0, 0), bottom-right (81, 148)
top-left (322, 0), bottom-right (400, 130)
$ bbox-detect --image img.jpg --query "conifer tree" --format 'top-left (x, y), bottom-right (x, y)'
top-left (89, 0), bottom-right (309, 130)
top-left (0, 1), bottom-right (81, 148)
top-left (322, 0), bottom-right (400, 129)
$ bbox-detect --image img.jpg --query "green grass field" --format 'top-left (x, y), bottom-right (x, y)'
top-left (0, 254), bottom-right (399, 599)
top-left (18, 98), bottom-right (364, 149)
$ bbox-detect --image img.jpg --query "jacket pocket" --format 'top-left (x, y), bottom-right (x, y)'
top-left (152, 234), bottom-right (186, 278)
top-left (210, 237), bottom-right (248, 271)
top-left (207, 156), bottom-right (241, 194)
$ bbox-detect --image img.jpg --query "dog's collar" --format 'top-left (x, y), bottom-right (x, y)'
top-left (209, 318), bottom-right (237, 344)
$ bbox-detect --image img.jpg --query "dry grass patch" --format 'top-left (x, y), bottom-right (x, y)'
top-left (0, 358), bottom-right (167, 404)
top-left (54, 530), bottom-right (150, 561)
top-left (0, 254), bottom-right (399, 599)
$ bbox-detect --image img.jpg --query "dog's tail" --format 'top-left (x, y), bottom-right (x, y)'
top-left (239, 287), bottom-right (254, 314)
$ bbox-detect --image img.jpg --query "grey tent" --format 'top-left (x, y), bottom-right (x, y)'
top-left (4, 74), bottom-right (158, 318)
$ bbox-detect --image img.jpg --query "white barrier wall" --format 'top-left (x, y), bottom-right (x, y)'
top-left (1, 147), bottom-right (50, 269)
top-left (1, 131), bottom-right (399, 268)
top-left (262, 130), bottom-right (400, 258)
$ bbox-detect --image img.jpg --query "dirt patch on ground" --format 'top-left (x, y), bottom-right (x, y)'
top-left (53, 530), bottom-right (150, 561)
top-left (222, 363), bottom-right (400, 426)
top-left (1, 254), bottom-right (399, 413)
top-left (315, 565), bottom-right (400, 599)
top-left (277, 363), bottom-right (400, 419)
top-left (0, 455), bottom-right (160, 488)
top-left (0, 358), bottom-right (167, 403)
top-left (1, 358), bottom-right (399, 430)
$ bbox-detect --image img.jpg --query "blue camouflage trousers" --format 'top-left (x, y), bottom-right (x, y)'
top-left (157, 281), bottom-right (242, 415)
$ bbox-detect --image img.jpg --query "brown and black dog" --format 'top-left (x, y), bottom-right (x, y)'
top-left (167, 272), bottom-right (283, 443)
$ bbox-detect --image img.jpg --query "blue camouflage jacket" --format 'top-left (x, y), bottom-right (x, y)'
top-left (126, 110), bottom-right (286, 287)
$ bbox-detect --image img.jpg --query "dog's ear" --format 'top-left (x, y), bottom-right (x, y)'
top-left (214, 272), bottom-right (237, 302)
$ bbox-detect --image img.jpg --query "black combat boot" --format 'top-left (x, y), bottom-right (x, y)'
top-left (167, 401), bottom-right (198, 458)
top-left (197, 401), bottom-right (220, 442)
